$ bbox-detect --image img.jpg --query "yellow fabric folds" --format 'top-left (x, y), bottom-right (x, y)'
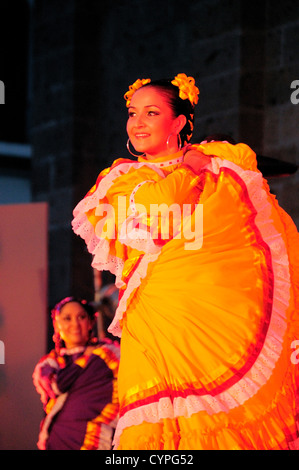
top-left (72, 142), bottom-right (299, 450)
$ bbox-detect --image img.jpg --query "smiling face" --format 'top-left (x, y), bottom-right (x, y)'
top-left (126, 86), bottom-right (186, 160)
top-left (54, 301), bottom-right (93, 349)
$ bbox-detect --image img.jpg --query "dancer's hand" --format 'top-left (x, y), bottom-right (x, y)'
top-left (183, 147), bottom-right (211, 173)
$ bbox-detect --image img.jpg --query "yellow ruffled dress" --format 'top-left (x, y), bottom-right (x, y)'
top-left (72, 142), bottom-right (299, 450)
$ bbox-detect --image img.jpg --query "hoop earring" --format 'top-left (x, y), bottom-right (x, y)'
top-left (126, 139), bottom-right (145, 158)
top-left (166, 133), bottom-right (182, 151)
top-left (177, 133), bottom-right (182, 150)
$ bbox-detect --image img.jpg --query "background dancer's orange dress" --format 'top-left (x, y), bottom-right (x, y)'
top-left (72, 141), bottom-right (299, 450)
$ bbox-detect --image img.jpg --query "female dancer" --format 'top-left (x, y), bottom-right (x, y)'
top-left (33, 297), bottom-right (119, 450)
top-left (72, 74), bottom-right (299, 449)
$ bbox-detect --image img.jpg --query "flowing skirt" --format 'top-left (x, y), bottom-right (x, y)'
top-left (114, 163), bottom-right (299, 450)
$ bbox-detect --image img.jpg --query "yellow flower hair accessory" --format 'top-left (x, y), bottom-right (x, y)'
top-left (171, 73), bottom-right (200, 106)
top-left (124, 78), bottom-right (151, 107)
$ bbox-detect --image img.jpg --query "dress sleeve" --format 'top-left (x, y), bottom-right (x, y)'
top-left (120, 165), bottom-right (204, 252)
top-left (32, 352), bottom-right (60, 404)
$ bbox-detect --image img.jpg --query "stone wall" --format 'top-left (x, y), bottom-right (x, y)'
top-left (263, 1), bottom-right (299, 223)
